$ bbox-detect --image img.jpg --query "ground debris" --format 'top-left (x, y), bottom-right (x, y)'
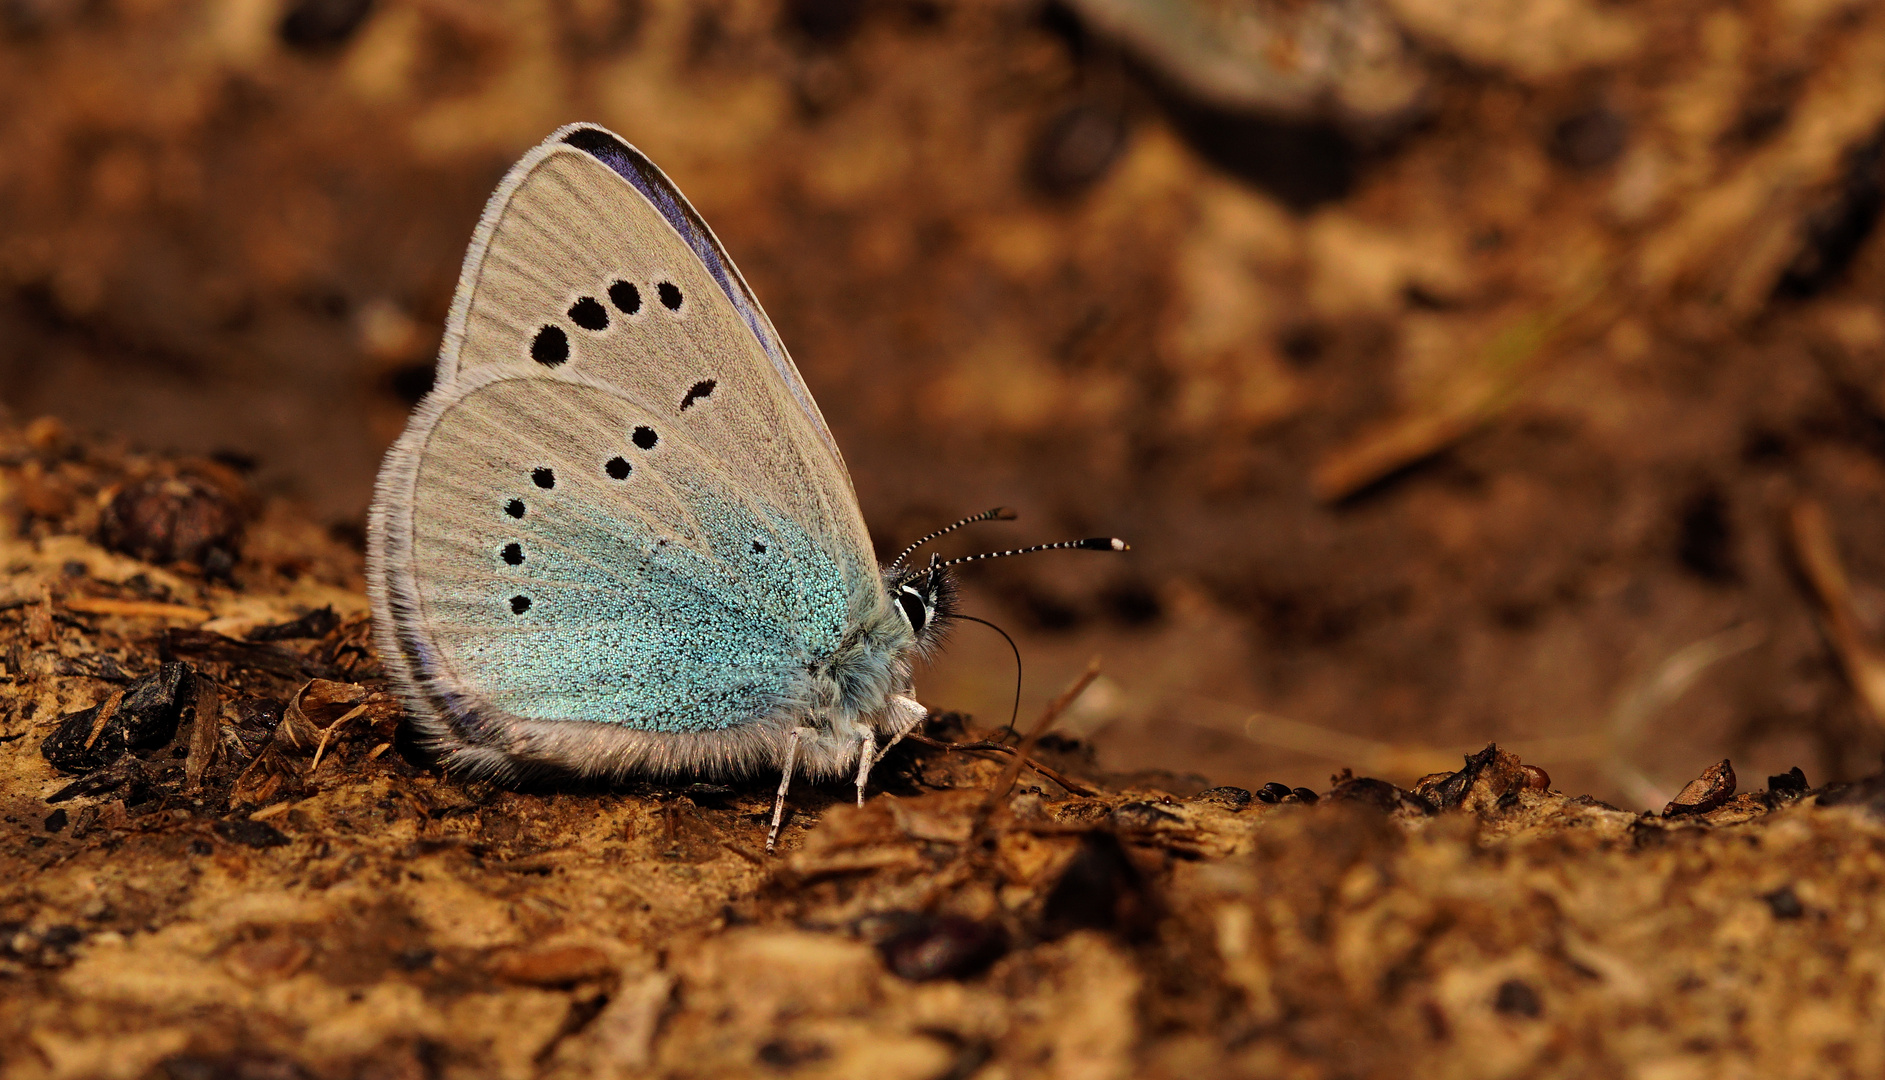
top-left (7, 438), bottom-right (1885, 1079)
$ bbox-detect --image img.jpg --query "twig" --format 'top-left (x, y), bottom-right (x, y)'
top-left (63, 597), bottom-right (211, 621)
top-left (307, 704), bottom-right (368, 774)
top-left (972, 660), bottom-right (1101, 835)
top-left (1790, 499), bottom-right (1885, 727)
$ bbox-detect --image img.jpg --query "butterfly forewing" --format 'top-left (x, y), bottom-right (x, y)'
top-left (439, 136), bottom-right (866, 563)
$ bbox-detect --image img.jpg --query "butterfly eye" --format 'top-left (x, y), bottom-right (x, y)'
top-left (531, 325), bottom-right (568, 367)
top-left (896, 587), bottom-right (928, 635)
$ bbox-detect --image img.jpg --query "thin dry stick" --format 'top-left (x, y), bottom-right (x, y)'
top-left (1791, 499), bottom-right (1885, 727)
top-left (972, 660), bottom-right (1101, 834)
top-left (307, 704), bottom-right (369, 775)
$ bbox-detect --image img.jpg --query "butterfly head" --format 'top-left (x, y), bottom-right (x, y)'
top-left (886, 553), bottom-right (958, 648)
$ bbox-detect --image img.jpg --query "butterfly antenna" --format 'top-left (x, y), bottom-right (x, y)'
top-left (890, 506), bottom-right (1018, 571)
top-left (956, 613), bottom-right (1023, 738)
top-left (940, 537), bottom-right (1129, 569)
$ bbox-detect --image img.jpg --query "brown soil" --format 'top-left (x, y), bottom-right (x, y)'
top-left (4, 423), bottom-right (1885, 1078)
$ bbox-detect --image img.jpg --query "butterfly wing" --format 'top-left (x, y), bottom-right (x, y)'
top-left (369, 125), bottom-right (900, 778)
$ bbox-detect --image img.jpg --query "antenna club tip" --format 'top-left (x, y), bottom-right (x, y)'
top-left (1111, 538), bottom-right (1129, 551)
top-left (1075, 537), bottom-right (1129, 552)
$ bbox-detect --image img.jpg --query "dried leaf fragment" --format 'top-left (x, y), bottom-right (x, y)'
top-left (1663, 760), bottom-right (1736, 817)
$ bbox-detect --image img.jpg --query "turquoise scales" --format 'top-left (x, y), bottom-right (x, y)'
top-left (368, 123), bottom-right (1123, 849)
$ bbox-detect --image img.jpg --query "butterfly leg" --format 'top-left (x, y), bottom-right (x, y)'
top-left (854, 730), bottom-right (877, 808)
top-left (852, 693), bottom-right (929, 807)
top-left (767, 727), bottom-right (809, 853)
top-left (876, 693), bottom-right (928, 762)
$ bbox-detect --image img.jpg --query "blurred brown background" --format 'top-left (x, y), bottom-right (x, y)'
top-left (4, 0), bottom-right (1885, 807)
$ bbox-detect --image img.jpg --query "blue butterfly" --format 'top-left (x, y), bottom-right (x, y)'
top-left (368, 124), bottom-right (1123, 849)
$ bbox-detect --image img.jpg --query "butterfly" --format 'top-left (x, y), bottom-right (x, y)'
top-left (367, 124), bottom-right (1125, 849)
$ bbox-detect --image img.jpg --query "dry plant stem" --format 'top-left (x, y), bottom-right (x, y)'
top-left (306, 704), bottom-right (369, 775)
top-left (1790, 499), bottom-right (1885, 727)
top-left (1311, 269), bottom-right (1610, 502)
top-left (972, 661), bottom-right (1101, 836)
top-left (62, 597), bottom-right (211, 621)
top-left (903, 734), bottom-right (1099, 797)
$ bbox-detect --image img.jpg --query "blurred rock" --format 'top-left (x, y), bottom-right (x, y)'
top-left (97, 469), bottom-right (249, 576)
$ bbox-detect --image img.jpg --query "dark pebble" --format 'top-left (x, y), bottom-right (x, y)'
top-left (1493, 978), bottom-right (1543, 1018)
top-left (878, 914), bottom-right (1007, 981)
top-left (43, 808), bottom-right (67, 833)
top-left (98, 471), bottom-right (247, 573)
top-left (1030, 102), bottom-right (1131, 196)
top-left (278, 0), bottom-right (375, 50)
top-left (1764, 885), bottom-right (1805, 920)
top-left (1549, 107), bottom-right (1629, 170)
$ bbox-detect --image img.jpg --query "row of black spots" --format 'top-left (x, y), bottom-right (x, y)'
top-left (530, 279), bottom-right (685, 368)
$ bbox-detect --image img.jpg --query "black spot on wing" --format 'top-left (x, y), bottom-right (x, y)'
top-left (531, 325), bottom-right (569, 366)
top-left (606, 456), bottom-right (631, 480)
top-left (569, 297), bottom-right (609, 331)
top-left (609, 281), bottom-right (641, 314)
top-left (658, 282), bottom-right (683, 310)
top-left (502, 542), bottom-right (524, 565)
top-left (680, 379), bottom-right (716, 411)
top-left (752, 538), bottom-right (767, 554)
top-left (532, 467), bottom-right (556, 489)
top-left (510, 595), bottom-right (532, 614)
top-left (505, 499), bottom-right (526, 519)
top-left (632, 426), bottom-right (658, 450)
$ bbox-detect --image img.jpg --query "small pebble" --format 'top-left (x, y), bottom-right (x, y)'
top-left (1493, 978), bottom-right (1543, 1018)
top-left (1763, 885), bottom-right (1805, 920)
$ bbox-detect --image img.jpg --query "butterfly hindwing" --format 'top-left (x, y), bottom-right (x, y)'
top-left (389, 370), bottom-right (868, 734)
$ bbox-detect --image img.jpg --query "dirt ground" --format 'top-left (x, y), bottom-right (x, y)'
top-left (4, 429), bottom-right (1885, 1078)
top-left (6, 0), bottom-right (1885, 1073)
